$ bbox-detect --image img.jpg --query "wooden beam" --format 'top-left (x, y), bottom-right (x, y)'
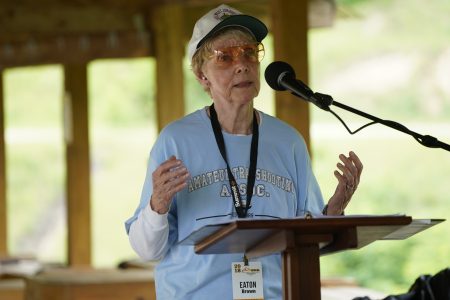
top-left (152, 4), bottom-right (185, 130)
top-left (0, 31), bottom-right (152, 68)
top-left (64, 64), bottom-right (91, 266)
top-left (0, 3), bottom-right (150, 40)
top-left (0, 71), bottom-right (7, 256)
top-left (270, 0), bottom-right (311, 149)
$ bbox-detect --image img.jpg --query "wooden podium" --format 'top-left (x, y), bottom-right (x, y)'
top-left (182, 215), bottom-right (443, 300)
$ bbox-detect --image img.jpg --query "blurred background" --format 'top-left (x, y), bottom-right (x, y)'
top-left (3, 0), bottom-right (449, 294)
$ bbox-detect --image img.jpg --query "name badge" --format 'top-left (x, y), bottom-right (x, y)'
top-left (231, 261), bottom-right (264, 300)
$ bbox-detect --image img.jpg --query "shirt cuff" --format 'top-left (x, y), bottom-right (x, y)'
top-left (142, 204), bottom-right (169, 229)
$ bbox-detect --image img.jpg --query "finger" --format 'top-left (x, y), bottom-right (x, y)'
top-left (349, 151), bottom-right (363, 178)
top-left (166, 168), bottom-right (189, 187)
top-left (160, 166), bottom-right (190, 195)
top-left (152, 161), bottom-right (188, 201)
top-left (159, 167), bottom-right (189, 192)
top-left (334, 170), bottom-right (347, 188)
top-left (154, 156), bottom-right (183, 177)
top-left (337, 163), bottom-right (354, 184)
top-left (168, 175), bottom-right (189, 195)
top-left (335, 169), bottom-right (354, 195)
top-left (341, 153), bottom-right (362, 188)
top-left (345, 153), bottom-right (362, 188)
top-left (153, 159), bottom-right (186, 186)
top-left (170, 165), bottom-right (190, 179)
top-left (339, 154), bottom-right (358, 176)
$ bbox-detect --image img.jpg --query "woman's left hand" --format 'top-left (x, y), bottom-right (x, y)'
top-left (326, 151), bottom-right (363, 215)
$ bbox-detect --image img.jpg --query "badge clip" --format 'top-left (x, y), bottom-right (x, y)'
top-left (243, 254), bottom-right (249, 266)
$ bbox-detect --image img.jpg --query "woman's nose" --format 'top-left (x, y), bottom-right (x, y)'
top-left (234, 57), bottom-right (250, 73)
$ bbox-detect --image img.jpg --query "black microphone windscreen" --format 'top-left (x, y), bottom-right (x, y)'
top-left (264, 61), bottom-right (296, 91)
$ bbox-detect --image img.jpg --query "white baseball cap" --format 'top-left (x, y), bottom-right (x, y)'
top-left (187, 4), bottom-right (268, 61)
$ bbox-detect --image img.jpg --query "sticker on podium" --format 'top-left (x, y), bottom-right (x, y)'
top-left (231, 261), bottom-right (264, 300)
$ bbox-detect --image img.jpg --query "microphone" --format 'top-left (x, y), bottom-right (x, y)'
top-left (265, 63), bottom-right (450, 152)
top-left (264, 61), bottom-right (332, 110)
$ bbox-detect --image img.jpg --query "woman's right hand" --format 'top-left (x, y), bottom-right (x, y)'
top-left (150, 156), bottom-right (190, 214)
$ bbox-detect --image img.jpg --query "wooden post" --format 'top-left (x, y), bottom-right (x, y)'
top-left (270, 0), bottom-right (311, 149)
top-left (64, 64), bottom-right (91, 266)
top-left (152, 4), bottom-right (185, 131)
top-left (0, 70), bottom-right (7, 256)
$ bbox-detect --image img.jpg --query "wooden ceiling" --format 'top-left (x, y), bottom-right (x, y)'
top-left (0, 0), bottom-right (335, 68)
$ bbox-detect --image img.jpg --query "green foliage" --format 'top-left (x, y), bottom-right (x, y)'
top-left (7, 141), bottom-right (66, 260)
top-left (310, 0), bottom-right (450, 122)
top-left (4, 66), bottom-right (63, 127)
top-left (89, 58), bottom-right (156, 126)
top-left (90, 128), bottom-right (156, 267)
top-left (313, 136), bottom-right (450, 294)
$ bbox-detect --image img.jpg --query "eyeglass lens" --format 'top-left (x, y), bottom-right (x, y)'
top-left (211, 43), bottom-right (265, 66)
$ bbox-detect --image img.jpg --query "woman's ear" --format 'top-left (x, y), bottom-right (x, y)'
top-left (196, 72), bottom-right (209, 87)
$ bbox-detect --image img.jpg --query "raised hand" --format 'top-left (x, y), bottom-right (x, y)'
top-left (150, 156), bottom-right (190, 214)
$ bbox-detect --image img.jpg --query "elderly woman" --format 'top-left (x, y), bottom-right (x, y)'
top-left (125, 4), bottom-right (363, 299)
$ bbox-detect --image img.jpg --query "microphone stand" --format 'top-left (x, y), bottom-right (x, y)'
top-left (292, 87), bottom-right (450, 152)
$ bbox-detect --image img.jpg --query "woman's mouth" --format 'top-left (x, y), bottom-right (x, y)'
top-left (234, 81), bottom-right (253, 88)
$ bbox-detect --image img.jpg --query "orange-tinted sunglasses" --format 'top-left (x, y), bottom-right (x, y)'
top-left (208, 43), bottom-right (265, 67)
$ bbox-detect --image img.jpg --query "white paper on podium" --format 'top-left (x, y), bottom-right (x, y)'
top-left (382, 219), bottom-right (444, 240)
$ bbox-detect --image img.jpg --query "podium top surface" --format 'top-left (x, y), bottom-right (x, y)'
top-left (180, 215), bottom-right (444, 256)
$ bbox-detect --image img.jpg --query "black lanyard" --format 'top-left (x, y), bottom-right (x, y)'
top-left (209, 104), bottom-right (259, 218)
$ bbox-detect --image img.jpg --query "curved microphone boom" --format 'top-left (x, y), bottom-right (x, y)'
top-left (264, 61), bottom-right (450, 152)
top-left (264, 61), bottom-right (332, 110)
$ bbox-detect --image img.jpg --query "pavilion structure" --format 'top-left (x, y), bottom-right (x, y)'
top-left (0, 0), bottom-right (335, 266)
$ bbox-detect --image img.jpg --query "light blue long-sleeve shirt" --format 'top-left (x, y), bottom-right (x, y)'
top-left (126, 108), bottom-right (324, 299)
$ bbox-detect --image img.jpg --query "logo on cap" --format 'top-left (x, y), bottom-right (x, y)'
top-left (214, 8), bottom-right (238, 21)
